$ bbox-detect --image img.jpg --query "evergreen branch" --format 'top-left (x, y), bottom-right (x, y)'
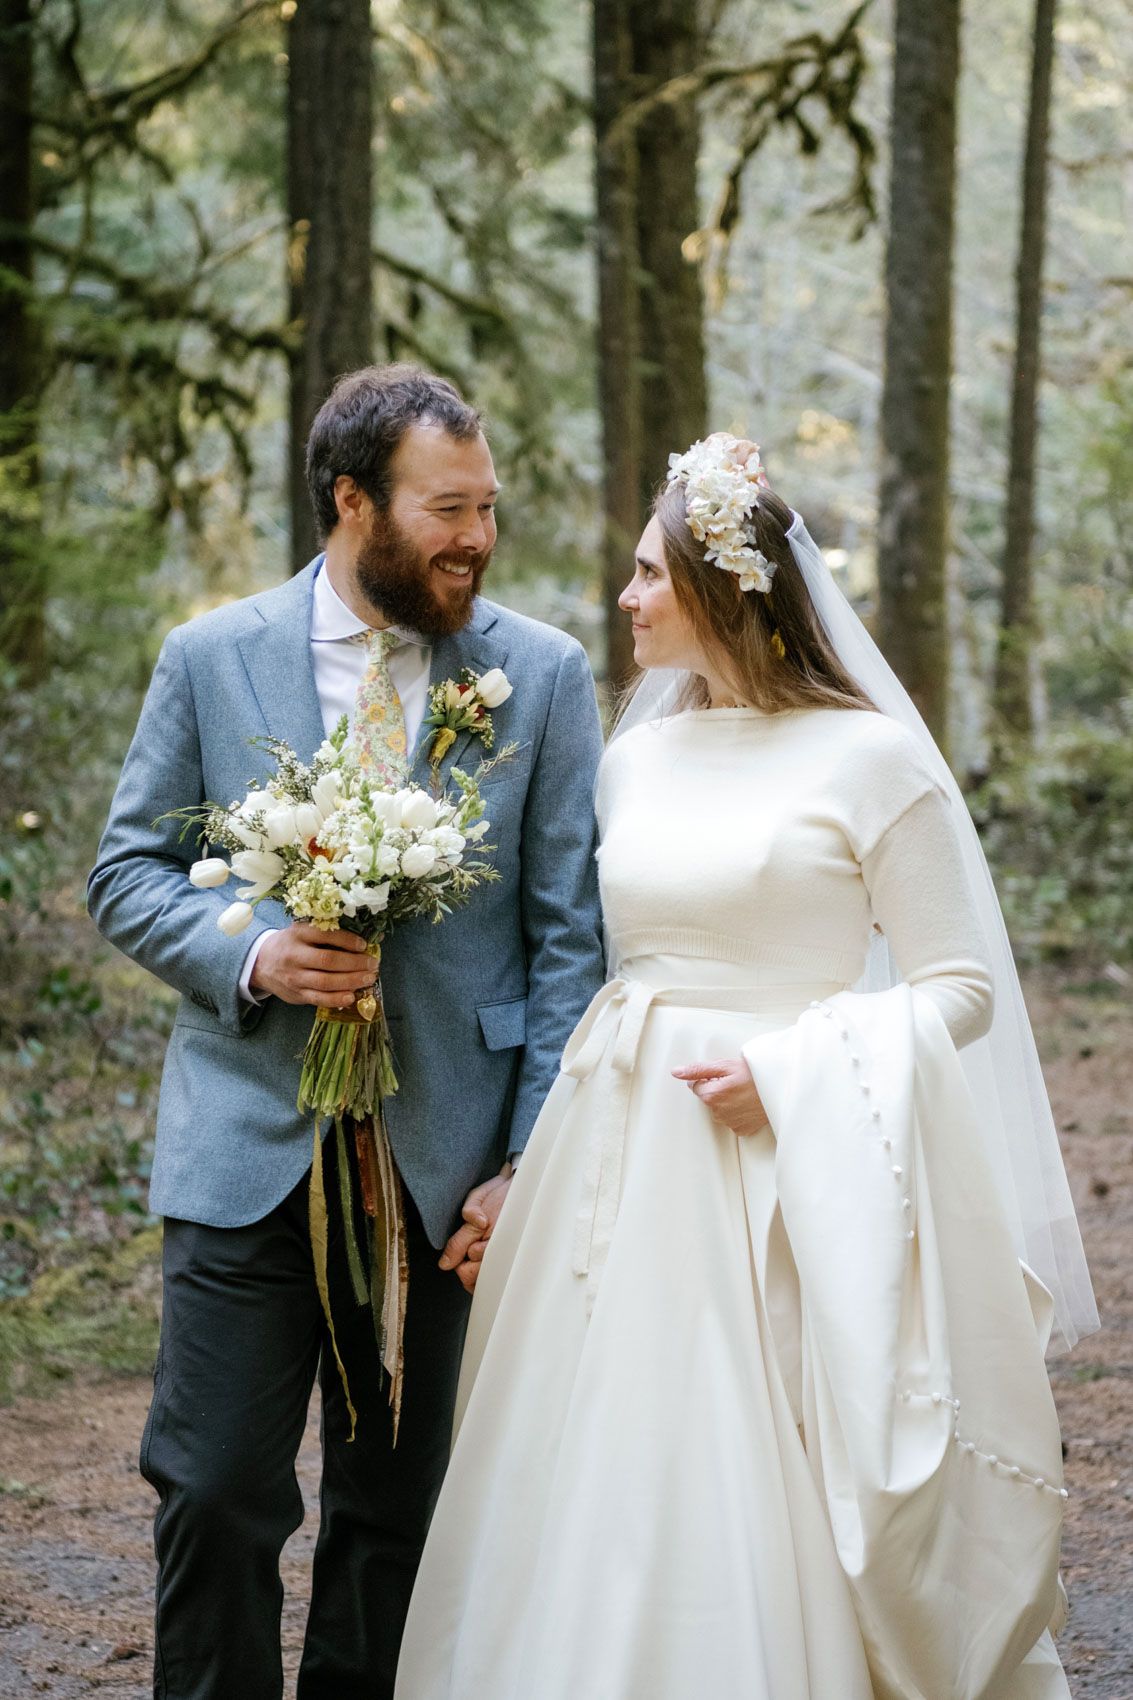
top-left (373, 245), bottom-right (509, 326)
top-left (604, 2), bottom-right (873, 154)
top-left (10, 229), bottom-right (292, 357)
top-left (76, 0), bottom-right (277, 137)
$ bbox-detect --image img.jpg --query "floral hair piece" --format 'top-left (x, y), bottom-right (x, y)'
top-left (665, 432), bottom-right (776, 593)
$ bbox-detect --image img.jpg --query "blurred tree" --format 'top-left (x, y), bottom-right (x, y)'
top-left (994, 0), bottom-right (1059, 742)
top-left (0, 0), bottom-right (44, 682)
top-left (630, 0), bottom-right (708, 515)
top-left (597, 0), bottom-right (876, 686)
top-left (286, 0), bottom-right (374, 571)
top-left (877, 0), bottom-right (960, 745)
top-left (594, 0), bottom-right (643, 688)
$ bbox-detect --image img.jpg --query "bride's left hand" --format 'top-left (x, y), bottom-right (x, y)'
top-left (439, 1163), bottom-right (513, 1292)
top-left (673, 1058), bottom-right (769, 1137)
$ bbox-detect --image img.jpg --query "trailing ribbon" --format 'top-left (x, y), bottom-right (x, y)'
top-left (302, 946), bottom-right (408, 1443)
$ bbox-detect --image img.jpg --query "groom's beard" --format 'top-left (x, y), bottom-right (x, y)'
top-left (355, 509), bottom-right (491, 638)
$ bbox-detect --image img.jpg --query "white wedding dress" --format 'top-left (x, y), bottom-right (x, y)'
top-left (395, 707), bottom-right (1071, 1700)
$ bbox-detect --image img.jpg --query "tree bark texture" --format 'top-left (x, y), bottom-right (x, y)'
top-left (629, 0), bottom-right (708, 517)
top-left (594, 0), bottom-right (643, 690)
top-left (287, 0), bottom-right (374, 573)
top-left (0, 0), bottom-right (44, 680)
top-left (994, 0), bottom-right (1058, 741)
top-left (877, 0), bottom-right (961, 745)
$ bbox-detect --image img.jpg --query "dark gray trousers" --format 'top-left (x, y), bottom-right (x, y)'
top-left (140, 1131), bottom-right (471, 1700)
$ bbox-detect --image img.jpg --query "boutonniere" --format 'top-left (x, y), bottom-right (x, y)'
top-left (424, 667), bottom-right (513, 769)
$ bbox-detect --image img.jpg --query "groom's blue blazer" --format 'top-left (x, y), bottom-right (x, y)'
top-left (88, 559), bottom-right (605, 1245)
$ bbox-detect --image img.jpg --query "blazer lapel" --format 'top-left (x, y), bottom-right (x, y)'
top-left (411, 600), bottom-right (508, 788)
top-left (235, 561), bottom-right (327, 760)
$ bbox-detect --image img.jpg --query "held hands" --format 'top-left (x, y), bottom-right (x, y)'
top-left (439, 1164), bottom-right (514, 1294)
top-left (250, 923), bottom-right (376, 1009)
top-left (672, 1057), bottom-right (769, 1138)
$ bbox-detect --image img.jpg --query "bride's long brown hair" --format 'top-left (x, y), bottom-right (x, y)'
top-left (619, 479), bottom-right (876, 719)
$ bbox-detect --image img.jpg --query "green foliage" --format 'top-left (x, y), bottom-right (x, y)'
top-left (973, 722), bottom-right (1133, 964)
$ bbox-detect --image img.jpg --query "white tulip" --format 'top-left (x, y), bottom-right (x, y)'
top-left (189, 858), bottom-right (231, 889)
top-left (230, 849), bottom-right (284, 888)
top-left (262, 804), bottom-right (299, 849)
top-left (476, 668), bottom-right (512, 709)
top-left (400, 843), bottom-right (437, 879)
top-left (313, 771), bottom-right (341, 817)
top-left (217, 901), bottom-right (254, 936)
top-left (369, 791), bottom-right (401, 826)
top-left (400, 790), bottom-right (438, 832)
top-left (294, 802), bottom-right (323, 843)
top-left (375, 842), bottom-right (402, 877)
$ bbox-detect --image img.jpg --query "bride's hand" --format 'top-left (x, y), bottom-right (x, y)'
top-left (439, 1163), bottom-right (513, 1293)
top-left (673, 1058), bottom-right (769, 1138)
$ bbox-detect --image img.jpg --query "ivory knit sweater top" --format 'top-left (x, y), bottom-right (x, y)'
top-left (595, 707), bottom-right (994, 1050)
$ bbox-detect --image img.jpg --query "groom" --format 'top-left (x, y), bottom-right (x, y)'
top-left (88, 363), bottom-right (605, 1699)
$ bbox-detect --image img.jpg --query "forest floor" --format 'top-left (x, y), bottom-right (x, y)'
top-left (0, 974), bottom-right (1130, 1698)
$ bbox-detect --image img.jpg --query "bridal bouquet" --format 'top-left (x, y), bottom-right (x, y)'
top-left (172, 716), bottom-right (513, 1437)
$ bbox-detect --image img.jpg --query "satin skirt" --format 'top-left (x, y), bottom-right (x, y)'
top-left (394, 958), bottom-right (1068, 1699)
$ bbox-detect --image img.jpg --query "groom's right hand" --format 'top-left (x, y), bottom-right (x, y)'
top-left (249, 924), bottom-right (376, 1009)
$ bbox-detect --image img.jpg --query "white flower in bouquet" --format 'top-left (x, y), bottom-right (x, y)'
top-left (231, 848), bottom-right (286, 900)
top-left (189, 857), bottom-right (231, 889)
top-left (312, 770), bottom-right (342, 820)
top-left (342, 880), bottom-right (391, 918)
top-left (426, 825), bottom-right (465, 864)
top-left (476, 668), bottom-right (513, 709)
top-left (374, 841), bottom-right (403, 878)
top-left (400, 791), bottom-right (438, 832)
top-left (400, 843), bottom-right (437, 879)
top-left (217, 900), bottom-right (254, 936)
top-left (369, 791), bottom-right (402, 827)
top-left (464, 819), bottom-right (491, 842)
top-left (294, 801), bottom-right (323, 843)
top-left (228, 796), bottom-right (269, 848)
top-left (262, 803), bottom-right (299, 849)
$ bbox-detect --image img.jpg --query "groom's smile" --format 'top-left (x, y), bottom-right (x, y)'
top-left (323, 421), bottom-right (500, 639)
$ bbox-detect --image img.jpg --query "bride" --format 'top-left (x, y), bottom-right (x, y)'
top-left (394, 434), bottom-right (1098, 1699)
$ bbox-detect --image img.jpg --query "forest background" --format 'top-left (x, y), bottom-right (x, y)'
top-left (0, 0), bottom-right (1130, 1440)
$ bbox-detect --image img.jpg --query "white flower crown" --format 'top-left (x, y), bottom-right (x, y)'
top-left (665, 433), bottom-right (776, 594)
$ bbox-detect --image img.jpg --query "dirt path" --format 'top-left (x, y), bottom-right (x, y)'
top-left (1, 980), bottom-right (1130, 1697)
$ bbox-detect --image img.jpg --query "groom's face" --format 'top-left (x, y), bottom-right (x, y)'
top-left (355, 424), bottom-right (499, 637)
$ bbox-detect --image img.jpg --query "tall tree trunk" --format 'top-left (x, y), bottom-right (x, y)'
top-left (594, 0), bottom-right (642, 691)
top-left (0, 0), bottom-right (44, 681)
top-left (877, 0), bottom-right (961, 745)
top-left (286, 0), bottom-right (374, 573)
top-left (629, 0), bottom-right (708, 515)
top-left (994, 0), bottom-right (1058, 741)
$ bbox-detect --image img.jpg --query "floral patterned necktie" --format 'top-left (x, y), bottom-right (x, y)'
top-left (354, 629), bottom-right (410, 785)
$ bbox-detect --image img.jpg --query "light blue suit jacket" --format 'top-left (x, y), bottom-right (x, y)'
top-left (88, 561), bottom-right (605, 1246)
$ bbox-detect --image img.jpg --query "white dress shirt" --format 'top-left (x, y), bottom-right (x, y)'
top-left (238, 562), bottom-right (433, 999)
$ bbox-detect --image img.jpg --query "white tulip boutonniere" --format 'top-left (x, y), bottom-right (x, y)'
top-left (423, 667), bottom-right (513, 770)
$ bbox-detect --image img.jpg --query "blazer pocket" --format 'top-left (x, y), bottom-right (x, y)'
top-left (477, 997), bottom-right (527, 1052)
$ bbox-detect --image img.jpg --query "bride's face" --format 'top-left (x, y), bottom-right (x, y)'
top-left (619, 517), bottom-right (702, 672)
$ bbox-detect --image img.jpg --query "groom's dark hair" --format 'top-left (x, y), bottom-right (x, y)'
top-left (306, 363), bottom-right (483, 543)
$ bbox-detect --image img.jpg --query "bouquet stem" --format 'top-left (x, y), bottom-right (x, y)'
top-left (300, 942), bottom-right (408, 1442)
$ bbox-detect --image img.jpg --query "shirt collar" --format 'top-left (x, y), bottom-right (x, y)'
top-left (311, 557), bottom-right (427, 649)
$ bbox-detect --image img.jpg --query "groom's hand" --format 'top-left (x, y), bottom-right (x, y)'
top-left (249, 924), bottom-right (376, 1008)
top-left (439, 1165), bottom-right (513, 1293)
